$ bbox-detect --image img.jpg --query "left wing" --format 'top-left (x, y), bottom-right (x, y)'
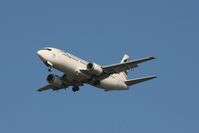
top-left (102, 56), bottom-right (155, 75)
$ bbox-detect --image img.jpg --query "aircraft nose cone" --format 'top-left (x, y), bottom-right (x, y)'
top-left (37, 50), bottom-right (44, 59)
top-left (37, 50), bottom-right (41, 56)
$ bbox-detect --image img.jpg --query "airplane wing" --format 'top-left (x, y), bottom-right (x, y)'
top-left (37, 84), bottom-right (53, 92)
top-left (125, 76), bottom-right (157, 86)
top-left (102, 56), bottom-right (155, 75)
top-left (37, 79), bottom-right (83, 92)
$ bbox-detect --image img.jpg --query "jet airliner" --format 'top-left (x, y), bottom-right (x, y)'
top-left (37, 47), bottom-right (156, 92)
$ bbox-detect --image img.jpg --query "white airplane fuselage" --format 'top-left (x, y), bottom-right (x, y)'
top-left (37, 48), bottom-right (128, 91)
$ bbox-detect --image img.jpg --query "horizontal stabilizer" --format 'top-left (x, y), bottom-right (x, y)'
top-left (125, 76), bottom-right (157, 86)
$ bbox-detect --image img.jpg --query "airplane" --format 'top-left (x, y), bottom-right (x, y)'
top-left (37, 47), bottom-right (156, 92)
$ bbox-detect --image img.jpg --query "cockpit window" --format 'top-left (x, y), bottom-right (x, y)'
top-left (42, 48), bottom-right (52, 51)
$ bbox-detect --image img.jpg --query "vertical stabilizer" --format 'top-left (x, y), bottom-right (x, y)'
top-left (120, 54), bottom-right (130, 80)
top-left (121, 54), bottom-right (130, 63)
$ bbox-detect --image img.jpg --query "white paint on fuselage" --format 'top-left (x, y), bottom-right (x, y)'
top-left (37, 47), bottom-right (128, 91)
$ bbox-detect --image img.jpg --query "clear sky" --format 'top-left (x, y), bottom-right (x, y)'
top-left (0, 0), bottom-right (198, 133)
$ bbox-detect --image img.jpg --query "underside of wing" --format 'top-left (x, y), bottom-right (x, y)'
top-left (125, 76), bottom-right (157, 86)
top-left (37, 84), bottom-right (53, 92)
top-left (102, 56), bottom-right (155, 75)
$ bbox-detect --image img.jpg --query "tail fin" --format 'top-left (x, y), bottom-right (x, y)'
top-left (120, 54), bottom-right (130, 79)
top-left (120, 54), bottom-right (130, 63)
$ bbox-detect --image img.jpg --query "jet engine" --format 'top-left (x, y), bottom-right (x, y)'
top-left (47, 74), bottom-right (64, 88)
top-left (87, 63), bottom-right (103, 76)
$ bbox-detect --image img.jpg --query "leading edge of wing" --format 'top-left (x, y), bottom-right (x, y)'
top-left (37, 84), bottom-right (53, 92)
top-left (102, 56), bottom-right (155, 74)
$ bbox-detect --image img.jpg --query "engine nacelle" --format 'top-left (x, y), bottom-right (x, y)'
top-left (47, 74), bottom-right (64, 88)
top-left (87, 63), bottom-right (103, 76)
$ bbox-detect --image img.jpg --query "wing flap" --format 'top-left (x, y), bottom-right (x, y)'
top-left (125, 76), bottom-right (157, 86)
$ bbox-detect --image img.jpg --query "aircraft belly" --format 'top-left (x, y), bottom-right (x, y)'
top-left (97, 77), bottom-right (128, 90)
top-left (53, 58), bottom-right (77, 79)
top-left (54, 57), bottom-right (88, 82)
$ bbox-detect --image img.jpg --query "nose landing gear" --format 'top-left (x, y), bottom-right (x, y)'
top-left (45, 61), bottom-right (53, 72)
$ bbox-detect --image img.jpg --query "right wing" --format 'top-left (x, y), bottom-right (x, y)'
top-left (37, 84), bottom-right (53, 92)
top-left (37, 78), bottom-right (84, 92)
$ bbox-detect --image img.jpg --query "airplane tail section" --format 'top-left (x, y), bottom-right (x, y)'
top-left (120, 54), bottom-right (130, 79)
top-left (125, 76), bottom-right (157, 86)
top-left (120, 54), bottom-right (130, 63)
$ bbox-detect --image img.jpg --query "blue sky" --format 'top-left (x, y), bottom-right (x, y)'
top-left (0, 0), bottom-right (198, 133)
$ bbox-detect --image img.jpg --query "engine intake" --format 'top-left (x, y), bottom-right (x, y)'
top-left (47, 74), bottom-right (64, 88)
top-left (87, 63), bottom-right (103, 76)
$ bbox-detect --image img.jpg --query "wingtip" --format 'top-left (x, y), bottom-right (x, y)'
top-left (144, 76), bottom-right (157, 80)
top-left (149, 56), bottom-right (156, 60)
top-left (37, 89), bottom-right (42, 92)
top-left (151, 76), bottom-right (157, 79)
